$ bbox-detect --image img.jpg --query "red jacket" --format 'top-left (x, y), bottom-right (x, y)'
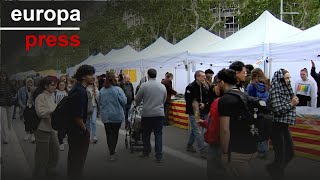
top-left (200, 98), bottom-right (220, 144)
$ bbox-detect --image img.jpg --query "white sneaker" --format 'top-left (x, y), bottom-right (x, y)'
top-left (24, 134), bottom-right (31, 141)
top-left (59, 144), bottom-right (65, 151)
top-left (64, 138), bottom-right (68, 145)
top-left (92, 136), bottom-right (98, 144)
top-left (31, 134), bottom-right (35, 143)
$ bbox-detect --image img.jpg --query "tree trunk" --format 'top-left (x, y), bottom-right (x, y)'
top-left (191, 0), bottom-right (199, 31)
top-left (172, 32), bottom-right (177, 45)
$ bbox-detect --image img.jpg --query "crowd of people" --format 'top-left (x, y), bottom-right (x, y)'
top-left (0, 59), bottom-right (319, 180)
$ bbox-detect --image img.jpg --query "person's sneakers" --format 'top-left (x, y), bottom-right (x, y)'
top-left (155, 158), bottom-right (163, 163)
top-left (266, 163), bottom-right (284, 179)
top-left (59, 144), bottom-right (65, 151)
top-left (24, 134), bottom-right (31, 141)
top-left (200, 148), bottom-right (208, 159)
top-left (31, 134), bottom-right (36, 143)
top-left (92, 136), bottom-right (98, 144)
top-left (109, 154), bottom-right (117, 161)
top-left (257, 152), bottom-right (267, 159)
top-left (46, 168), bottom-right (59, 177)
top-left (186, 145), bottom-right (197, 153)
top-left (138, 152), bottom-right (150, 159)
top-left (200, 152), bottom-right (207, 159)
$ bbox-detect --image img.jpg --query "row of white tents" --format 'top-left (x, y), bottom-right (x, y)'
top-left (68, 10), bottom-right (320, 93)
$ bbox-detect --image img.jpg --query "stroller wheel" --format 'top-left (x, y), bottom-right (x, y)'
top-left (125, 138), bottom-right (128, 149)
top-left (130, 144), bottom-right (134, 153)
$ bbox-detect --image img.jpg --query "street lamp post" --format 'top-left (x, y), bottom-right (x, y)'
top-left (280, 0), bottom-right (284, 21)
top-left (280, 0), bottom-right (299, 22)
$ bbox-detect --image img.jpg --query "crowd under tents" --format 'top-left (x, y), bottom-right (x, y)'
top-left (66, 10), bottom-right (320, 93)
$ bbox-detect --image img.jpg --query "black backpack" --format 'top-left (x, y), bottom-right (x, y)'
top-left (51, 95), bottom-right (73, 131)
top-left (226, 90), bottom-right (272, 141)
top-left (30, 87), bottom-right (43, 130)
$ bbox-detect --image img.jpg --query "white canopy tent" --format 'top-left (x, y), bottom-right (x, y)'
top-left (270, 24), bottom-right (320, 62)
top-left (93, 45), bottom-right (139, 73)
top-left (198, 10), bottom-right (302, 54)
top-left (70, 52), bottom-right (104, 75)
top-left (110, 37), bottom-right (174, 69)
top-left (189, 10), bottom-right (302, 71)
top-left (268, 24), bottom-right (320, 88)
top-left (114, 27), bottom-right (223, 69)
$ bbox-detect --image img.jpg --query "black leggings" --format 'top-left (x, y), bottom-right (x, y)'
top-left (104, 123), bottom-right (121, 155)
top-left (271, 122), bottom-right (295, 169)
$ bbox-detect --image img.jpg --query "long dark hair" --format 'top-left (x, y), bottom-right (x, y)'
top-left (251, 68), bottom-right (269, 90)
top-left (0, 71), bottom-right (9, 83)
top-left (33, 76), bottom-right (58, 101)
top-left (104, 72), bottom-right (117, 88)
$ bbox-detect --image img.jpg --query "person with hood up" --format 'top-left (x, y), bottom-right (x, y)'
top-left (267, 69), bottom-right (299, 179)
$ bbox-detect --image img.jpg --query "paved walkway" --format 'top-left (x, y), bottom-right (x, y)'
top-left (2, 114), bottom-right (320, 180)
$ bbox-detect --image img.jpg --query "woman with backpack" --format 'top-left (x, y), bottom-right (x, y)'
top-left (33, 76), bottom-right (59, 178)
top-left (18, 77), bottom-right (37, 143)
top-left (54, 80), bottom-right (68, 151)
top-left (246, 68), bottom-right (271, 159)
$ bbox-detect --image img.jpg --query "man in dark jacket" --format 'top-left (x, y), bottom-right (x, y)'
top-left (68, 65), bottom-right (95, 180)
top-left (119, 74), bottom-right (135, 129)
top-left (184, 70), bottom-right (214, 158)
top-left (161, 73), bottom-right (177, 126)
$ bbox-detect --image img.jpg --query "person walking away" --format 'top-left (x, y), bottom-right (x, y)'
top-left (18, 78), bottom-right (37, 143)
top-left (218, 68), bottom-right (258, 179)
top-left (135, 69), bottom-right (167, 163)
top-left (267, 69), bottom-right (299, 179)
top-left (10, 79), bottom-right (19, 120)
top-left (295, 68), bottom-right (317, 107)
top-left (161, 73), bottom-right (177, 126)
top-left (67, 65), bottom-right (95, 180)
top-left (33, 76), bottom-right (59, 178)
top-left (119, 74), bottom-right (134, 129)
top-left (197, 75), bottom-right (225, 179)
top-left (99, 72), bottom-right (127, 161)
top-left (0, 72), bottom-right (16, 144)
top-left (54, 80), bottom-right (68, 151)
top-left (246, 68), bottom-right (271, 159)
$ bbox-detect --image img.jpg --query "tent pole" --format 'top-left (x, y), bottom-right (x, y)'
top-left (269, 58), bottom-right (272, 80)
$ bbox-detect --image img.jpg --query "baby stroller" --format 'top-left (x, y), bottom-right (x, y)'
top-left (125, 102), bottom-right (144, 153)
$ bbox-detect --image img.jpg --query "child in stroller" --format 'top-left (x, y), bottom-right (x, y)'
top-left (125, 102), bottom-right (144, 153)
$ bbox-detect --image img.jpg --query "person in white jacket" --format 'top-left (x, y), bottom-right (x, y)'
top-left (86, 83), bottom-right (99, 143)
top-left (295, 68), bottom-right (318, 107)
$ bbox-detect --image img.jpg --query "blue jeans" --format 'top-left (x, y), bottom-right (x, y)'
top-left (187, 114), bottom-right (207, 153)
top-left (12, 105), bottom-right (17, 119)
top-left (207, 144), bottom-right (225, 179)
top-left (85, 106), bottom-right (97, 137)
top-left (258, 140), bottom-right (268, 153)
top-left (141, 116), bottom-right (164, 160)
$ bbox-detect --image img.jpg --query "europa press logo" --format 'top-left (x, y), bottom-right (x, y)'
top-left (1, 6), bottom-right (81, 51)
